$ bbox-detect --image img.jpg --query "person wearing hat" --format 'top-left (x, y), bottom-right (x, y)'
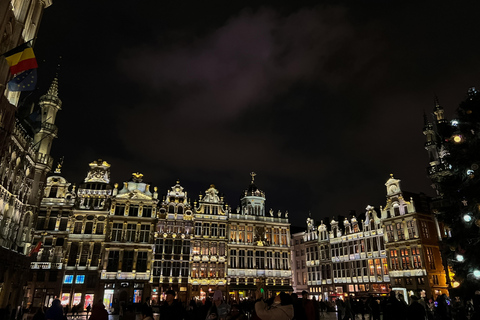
top-left (206, 290), bottom-right (230, 320)
top-left (159, 290), bottom-right (184, 320)
top-left (406, 295), bottom-right (427, 320)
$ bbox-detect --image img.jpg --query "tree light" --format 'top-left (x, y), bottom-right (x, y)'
top-left (463, 214), bottom-right (473, 223)
top-left (456, 254), bottom-right (464, 262)
top-left (474, 270), bottom-right (480, 278)
top-left (453, 135), bottom-right (463, 143)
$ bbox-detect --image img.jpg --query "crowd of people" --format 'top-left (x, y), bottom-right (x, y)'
top-left (3, 289), bottom-right (480, 320)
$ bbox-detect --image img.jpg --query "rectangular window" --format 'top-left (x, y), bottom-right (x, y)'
top-left (111, 223), bottom-right (123, 241)
top-left (247, 226), bottom-right (254, 243)
top-left (275, 252), bottom-right (281, 270)
top-left (84, 222), bottom-right (93, 234)
top-left (421, 221), bottom-right (430, 238)
top-left (91, 243), bottom-right (101, 267)
top-left (386, 225), bottom-right (394, 242)
top-left (266, 252), bottom-right (273, 269)
top-left (401, 248), bottom-right (410, 270)
top-left (390, 250), bottom-right (400, 270)
top-left (47, 217), bottom-right (56, 231)
top-left (426, 247), bottom-right (435, 269)
top-left (219, 224), bottom-right (226, 237)
top-left (74, 222), bottom-right (82, 234)
top-left (126, 223), bottom-right (137, 242)
top-left (136, 252), bottom-right (148, 272)
top-left (203, 223), bottom-right (210, 236)
top-left (139, 224), bottom-right (150, 243)
top-left (122, 250), bottom-right (134, 272)
top-left (382, 258), bottom-right (388, 275)
top-left (68, 242), bottom-right (79, 267)
top-left (129, 205), bottom-right (139, 217)
top-left (247, 251), bottom-right (254, 269)
top-left (230, 250), bottom-right (237, 268)
top-left (238, 250), bottom-right (245, 268)
top-left (282, 252), bottom-right (289, 270)
top-left (412, 247), bottom-right (422, 269)
top-left (114, 205), bottom-right (125, 216)
top-left (238, 226), bottom-right (245, 242)
top-left (209, 242), bottom-right (217, 255)
top-left (193, 241), bottom-right (200, 255)
top-left (64, 275), bottom-right (73, 284)
top-left (107, 251), bottom-right (120, 272)
top-left (211, 224), bottom-right (218, 237)
top-left (195, 222), bottom-right (202, 236)
top-left (368, 260), bottom-right (375, 276)
top-left (256, 251), bottom-right (265, 269)
top-left (396, 223), bottom-right (405, 240)
top-left (219, 243), bottom-right (225, 256)
top-left (96, 222), bottom-right (104, 235)
top-left (406, 220), bottom-right (416, 239)
top-left (76, 275), bottom-right (85, 284)
top-left (142, 206), bottom-right (152, 217)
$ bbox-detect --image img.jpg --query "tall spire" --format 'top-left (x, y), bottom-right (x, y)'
top-left (47, 74), bottom-right (59, 97)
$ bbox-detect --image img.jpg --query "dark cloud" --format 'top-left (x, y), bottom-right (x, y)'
top-left (33, 0), bottom-right (480, 227)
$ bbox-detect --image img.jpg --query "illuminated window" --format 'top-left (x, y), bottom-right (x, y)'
top-left (390, 250), bottom-right (400, 270)
top-left (385, 225), bottom-right (394, 242)
top-left (238, 226), bottom-right (245, 242)
top-left (396, 223), bottom-right (405, 240)
top-left (368, 260), bottom-right (375, 276)
top-left (412, 248), bottom-right (422, 268)
top-left (382, 258), bottom-right (388, 275)
top-left (400, 248), bottom-right (410, 270)
top-left (64, 275), bottom-right (73, 284)
top-left (61, 293), bottom-right (70, 306)
top-left (75, 275), bottom-right (85, 284)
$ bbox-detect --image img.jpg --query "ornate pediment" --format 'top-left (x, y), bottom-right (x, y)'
top-left (115, 190), bottom-right (152, 200)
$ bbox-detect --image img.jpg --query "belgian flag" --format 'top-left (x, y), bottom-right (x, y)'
top-left (3, 41), bottom-right (38, 75)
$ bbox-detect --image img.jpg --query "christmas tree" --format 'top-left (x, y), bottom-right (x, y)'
top-left (425, 87), bottom-right (480, 295)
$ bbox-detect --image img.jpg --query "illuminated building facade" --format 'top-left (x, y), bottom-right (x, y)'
top-left (152, 182), bottom-right (193, 303)
top-left (0, 73), bottom-right (58, 309)
top-left (101, 172), bottom-right (157, 307)
top-left (227, 174), bottom-right (292, 300)
top-left (190, 185), bottom-right (228, 300)
top-left (328, 207), bottom-right (390, 298)
top-left (291, 231), bottom-right (308, 295)
top-left (303, 216), bottom-right (322, 299)
top-left (62, 160), bottom-right (112, 309)
top-left (381, 175), bottom-right (448, 298)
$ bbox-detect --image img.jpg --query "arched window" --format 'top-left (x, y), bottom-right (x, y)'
top-left (168, 205), bottom-right (175, 214)
top-left (177, 206), bottom-right (183, 215)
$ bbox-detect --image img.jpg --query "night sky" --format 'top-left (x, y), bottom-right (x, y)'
top-left (28, 0), bottom-right (480, 228)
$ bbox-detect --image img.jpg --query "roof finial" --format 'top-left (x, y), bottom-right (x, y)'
top-left (54, 156), bottom-right (64, 174)
top-left (250, 172), bottom-right (256, 183)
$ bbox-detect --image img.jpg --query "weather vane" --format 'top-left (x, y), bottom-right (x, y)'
top-left (250, 172), bottom-right (256, 183)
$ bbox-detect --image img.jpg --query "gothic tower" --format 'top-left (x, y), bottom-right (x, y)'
top-left (30, 76), bottom-right (61, 205)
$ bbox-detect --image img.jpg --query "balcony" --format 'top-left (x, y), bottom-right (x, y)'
top-left (42, 122), bottom-right (58, 136)
top-left (36, 152), bottom-right (53, 168)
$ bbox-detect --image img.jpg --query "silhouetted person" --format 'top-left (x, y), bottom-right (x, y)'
top-left (46, 300), bottom-right (64, 320)
top-left (159, 290), bottom-right (184, 320)
top-left (89, 301), bottom-right (108, 320)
